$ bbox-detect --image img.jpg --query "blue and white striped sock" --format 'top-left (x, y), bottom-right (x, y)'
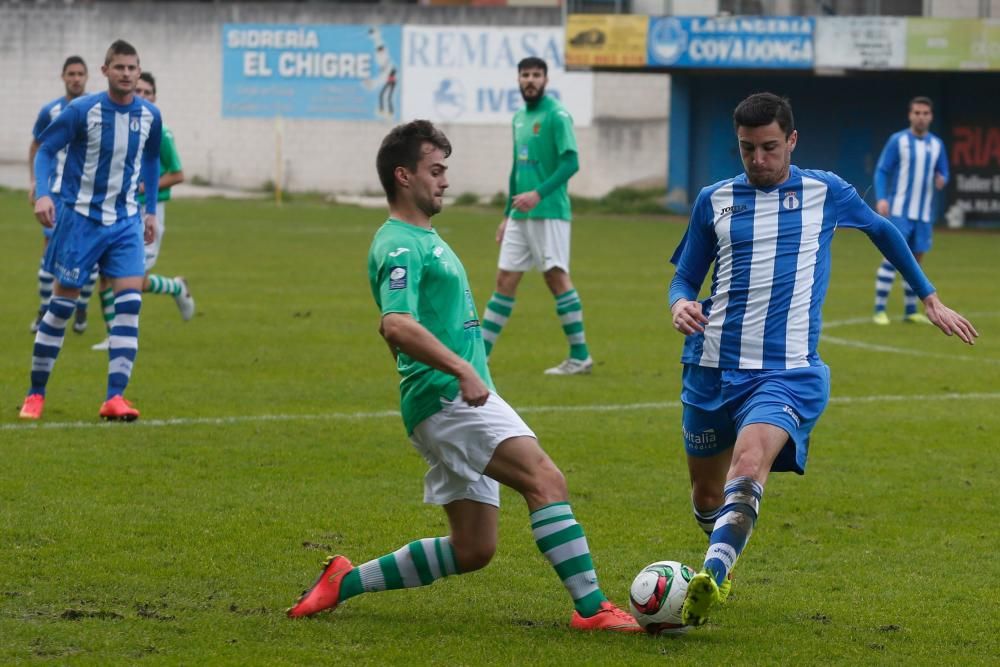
top-left (903, 280), bottom-right (918, 316)
top-left (693, 502), bottom-right (723, 539)
top-left (77, 266), bottom-right (100, 309)
top-left (107, 290), bottom-right (142, 399)
top-left (874, 260), bottom-right (895, 313)
top-left (38, 258), bottom-right (54, 308)
top-left (29, 297), bottom-right (75, 395)
top-left (703, 476), bottom-right (764, 587)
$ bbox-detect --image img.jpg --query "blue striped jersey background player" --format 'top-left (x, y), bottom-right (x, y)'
top-left (668, 92), bottom-right (975, 630)
top-left (871, 96), bottom-right (949, 324)
top-left (21, 39), bottom-right (162, 423)
top-left (28, 55), bottom-right (97, 335)
top-left (37, 95), bottom-right (161, 227)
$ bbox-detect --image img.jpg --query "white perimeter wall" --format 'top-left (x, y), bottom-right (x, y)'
top-left (0, 3), bottom-right (669, 198)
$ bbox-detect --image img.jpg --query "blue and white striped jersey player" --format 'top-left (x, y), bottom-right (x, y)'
top-left (872, 96), bottom-right (949, 325)
top-left (28, 55), bottom-right (98, 336)
top-left (668, 93), bottom-right (977, 629)
top-left (19, 40), bottom-right (162, 423)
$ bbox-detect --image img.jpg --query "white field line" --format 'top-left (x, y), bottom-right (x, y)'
top-left (3, 392), bottom-right (999, 432)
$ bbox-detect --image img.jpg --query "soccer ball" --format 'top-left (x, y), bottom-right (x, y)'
top-left (628, 560), bottom-right (695, 635)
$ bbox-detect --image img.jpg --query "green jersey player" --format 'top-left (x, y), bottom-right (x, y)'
top-left (481, 57), bottom-right (593, 375)
top-left (287, 120), bottom-right (640, 633)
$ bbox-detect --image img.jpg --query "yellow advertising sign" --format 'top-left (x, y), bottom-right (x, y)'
top-left (566, 14), bottom-right (649, 68)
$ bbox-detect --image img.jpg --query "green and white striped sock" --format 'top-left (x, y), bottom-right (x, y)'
top-left (337, 537), bottom-right (460, 603)
top-left (531, 502), bottom-right (607, 616)
top-left (554, 290), bottom-right (589, 361)
top-left (146, 274), bottom-right (182, 296)
top-left (99, 287), bottom-right (115, 334)
top-left (482, 292), bottom-right (515, 357)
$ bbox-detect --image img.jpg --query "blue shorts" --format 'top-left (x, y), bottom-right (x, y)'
top-left (889, 216), bottom-right (933, 254)
top-left (681, 364), bottom-right (831, 475)
top-left (44, 206), bottom-right (145, 288)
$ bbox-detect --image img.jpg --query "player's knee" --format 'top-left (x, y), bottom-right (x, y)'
top-left (691, 486), bottom-right (724, 513)
top-left (452, 539), bottom-right (495, 573)
top-left (521, 458), bottom-right (567, 507)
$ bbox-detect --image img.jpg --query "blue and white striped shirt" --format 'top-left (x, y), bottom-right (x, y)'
top-left (670, 166), bottom-right (934, 370)
top-left (874, 130), bottom-right (949, 223)
top-left (34, 91), bottom-right (161, 225)
top-left (32, 95), bottom-right (88, 195)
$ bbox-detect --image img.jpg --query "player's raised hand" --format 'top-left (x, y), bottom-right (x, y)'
top-left (34, 195), bottom-right (55, 228)
top-left (923, 294), bottom-right (978, 345)
top-left (671, 298), bottom-right (709, 335)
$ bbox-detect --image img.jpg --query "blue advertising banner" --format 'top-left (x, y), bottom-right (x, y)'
top-left (222, 24), bottom-right (402, 119)
top-left (647, 16), bottom-right (814, 69)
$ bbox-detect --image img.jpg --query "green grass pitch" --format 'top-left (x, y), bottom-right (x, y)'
top-left (1, 189), bottom-right (997, 664)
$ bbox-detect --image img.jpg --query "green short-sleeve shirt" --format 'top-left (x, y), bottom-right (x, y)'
top-left (138, 124), bottom-right (183, 204)
top-left (510, 95), bottom-right (577, 221)
top-left (367, 218), bottom-right (493, 434)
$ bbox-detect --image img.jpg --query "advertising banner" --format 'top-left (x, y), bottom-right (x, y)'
top-left (907, 19), bottom-right (1000, 71)
top-left (947, 119), bottom-right (1000, 225)
top-left (814, 17), bottom-right (905, 69)
top-left (646, 16), bottom-right (814, 69)
top-left (565, 14), bottom-right (649, 68)
top-left (222, 24), bottom-right (402, 119)
top-left (401, 26), bottom-right (593, 126)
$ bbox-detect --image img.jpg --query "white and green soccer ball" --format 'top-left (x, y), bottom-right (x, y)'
top-left (628, 560), bottom-right (695, 635)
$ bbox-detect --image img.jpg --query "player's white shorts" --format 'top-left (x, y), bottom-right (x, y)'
top-left (498, 217), bottom-right (571, 273)
top-left (409, 391), bottom-right (536, 507)
top-left (143, 202), bottom-right (166, 270)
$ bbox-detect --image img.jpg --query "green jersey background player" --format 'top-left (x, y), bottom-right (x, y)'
top-left (481, 57), bottom-right (593, 376)
top-left (287, 120), bottom-right (640, 633)
top-left (92, 70), bottom-right (194, 351)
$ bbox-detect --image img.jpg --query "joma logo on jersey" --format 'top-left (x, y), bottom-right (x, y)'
top-left (719, 204), bottom-right (748, 216)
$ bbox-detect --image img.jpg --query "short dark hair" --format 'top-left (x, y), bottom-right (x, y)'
top-left (909, 96), bottom-right (933, 112)
top-left (139, 71), bottom-right (156, 94)
top-left (733, 92), bottom-right (795, 138)
top-left (62, 55), bottom-right (87, 74)
top-left (105, 39), bottom-right (139, 66)
top-left (376, 120), bottom-right (452, 203)
top-left (517, 57), bottom-right (547, 75)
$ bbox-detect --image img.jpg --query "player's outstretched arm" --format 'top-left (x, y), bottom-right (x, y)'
top-left (922, 294), bottom-right (979, 345)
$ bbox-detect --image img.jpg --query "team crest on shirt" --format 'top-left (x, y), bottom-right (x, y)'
top-left (388, 266), bottom-right (407, 290)
top-left (782, 192), bottom-right (801, 210)
top-left (533, 122), bottom-right (541, 135)
top-left (130, 118), bottom-right (140, 132)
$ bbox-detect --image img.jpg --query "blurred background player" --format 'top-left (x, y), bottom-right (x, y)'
top-left (28, 55), bottom-right (98, 335)
top-left (481, 57), bottom-right (592, 375)
top-left (287, 120), bottom-right (640, 633)
top-left (92, 70), bottom-right (194, 351)
top-left (19, 40), bottom-right (162, 422)
top-left (669, 92), bottom-right (976, 629)
top-left (871, 96), bottom-right (949, 325)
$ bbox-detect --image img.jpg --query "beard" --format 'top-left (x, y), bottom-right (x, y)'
top-left (746, 156), bottom-right (790, 187)
top-left (520, 83), bottom-right (545, 104)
